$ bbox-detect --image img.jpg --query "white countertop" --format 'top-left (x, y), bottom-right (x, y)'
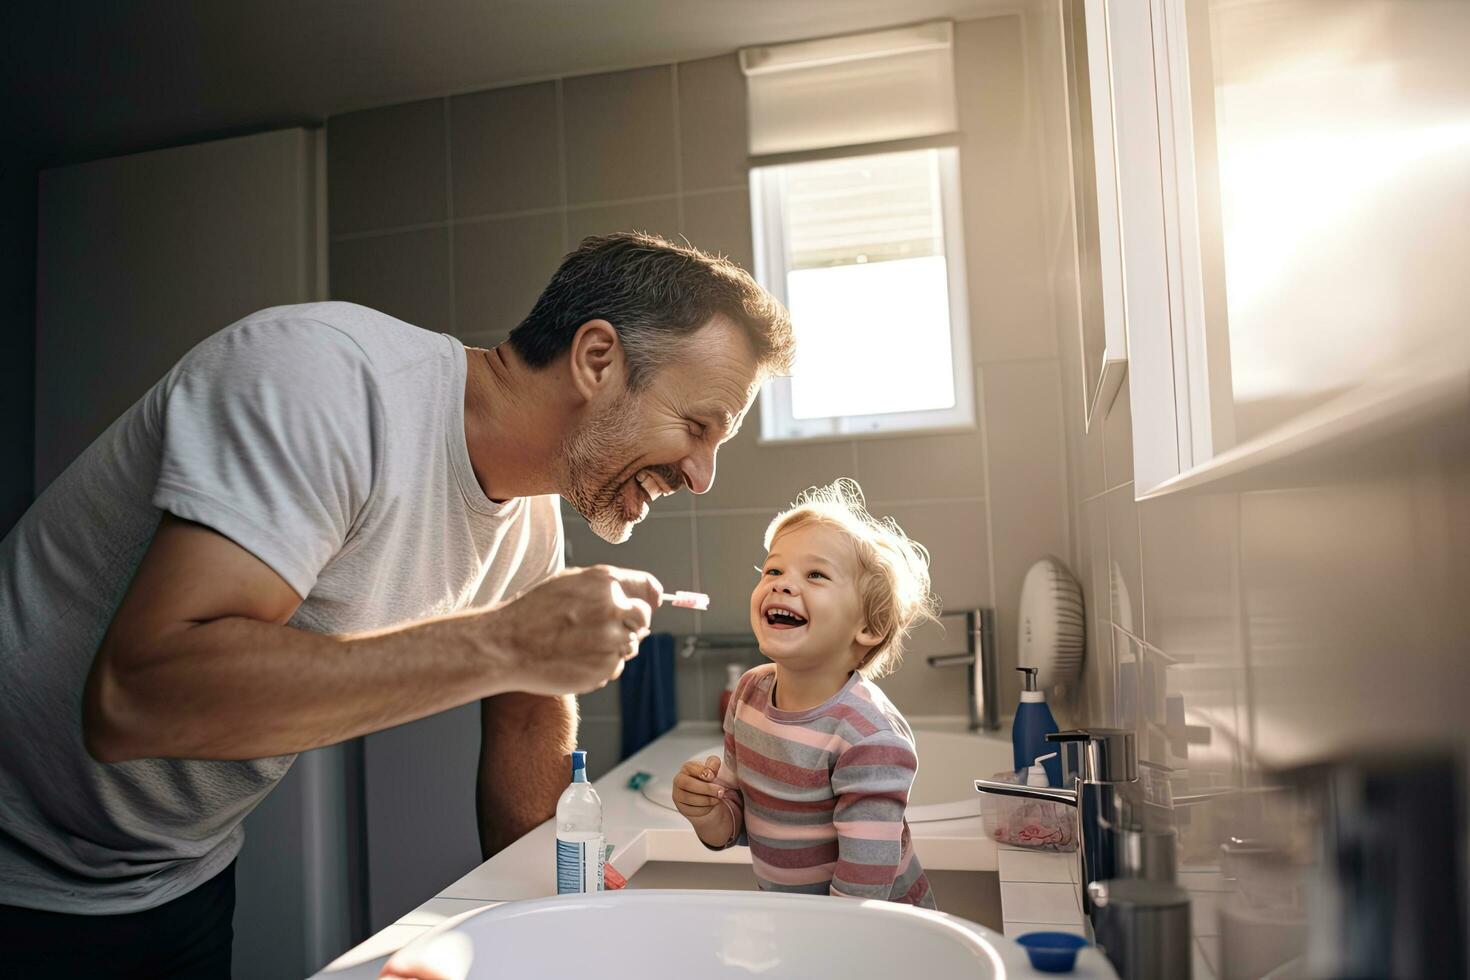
top-left (314, 722), bottom-right (1117, 978)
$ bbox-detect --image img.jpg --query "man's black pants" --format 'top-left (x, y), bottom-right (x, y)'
top-left (0, 860), bottom-right (235, 978)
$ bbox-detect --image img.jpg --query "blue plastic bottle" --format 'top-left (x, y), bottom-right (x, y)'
top-left (1013, 667), bottom-right (1062, 787)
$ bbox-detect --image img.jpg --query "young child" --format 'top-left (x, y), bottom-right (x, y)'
top-left (672, 478), bottom-right (940, 908)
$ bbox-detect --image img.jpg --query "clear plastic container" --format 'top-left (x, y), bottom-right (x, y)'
top-left (555, 750), bottom-right (605, 893)
top-left (978, 770), bottom-right (1076, 850)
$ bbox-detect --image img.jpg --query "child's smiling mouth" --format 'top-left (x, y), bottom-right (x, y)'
top-left (763, 604), bottom-right (808, 630)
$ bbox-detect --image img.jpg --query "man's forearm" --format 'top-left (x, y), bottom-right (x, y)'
top-left (86, 610), bottom-right (516, 762)
top-left (477, 693), bottom-right (577, 858)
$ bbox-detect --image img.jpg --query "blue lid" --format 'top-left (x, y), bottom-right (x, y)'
top-left (1016, 932), bottom-right (1088, 973)
top-left (571, 750), bottom-right (587, 771)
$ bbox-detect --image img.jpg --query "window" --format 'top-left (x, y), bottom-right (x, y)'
top-left (750, 146), bottom-right (974, 442)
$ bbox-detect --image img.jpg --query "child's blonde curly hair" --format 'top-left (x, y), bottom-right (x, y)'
top-left (763, 478), bottom-right (940, 679)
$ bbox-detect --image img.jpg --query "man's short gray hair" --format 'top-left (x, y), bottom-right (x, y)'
top-left (507, 232), bottom-right (795, 388)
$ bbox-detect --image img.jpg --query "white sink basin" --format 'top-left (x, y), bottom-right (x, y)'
top-left (908, 727), bottom-right (1015, 820)
top-left (641, 727), bottom-right (1014, 823)
top-left (379, 890), bottom-right (1058, 979)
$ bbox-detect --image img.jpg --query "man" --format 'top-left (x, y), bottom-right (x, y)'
top-left (0, 232), bottom-right (794, 975)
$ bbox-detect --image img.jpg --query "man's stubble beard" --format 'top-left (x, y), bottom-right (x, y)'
top-left (559, 393), bottom-right (644, 544)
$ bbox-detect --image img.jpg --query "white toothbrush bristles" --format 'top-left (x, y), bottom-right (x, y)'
top-left (662, 590), bottom-right (710, 611)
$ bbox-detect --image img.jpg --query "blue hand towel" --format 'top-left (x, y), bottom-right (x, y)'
top-left (619, 632), bottom-right (678, 759)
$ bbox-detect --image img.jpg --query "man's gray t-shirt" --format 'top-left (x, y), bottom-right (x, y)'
top-left (0, 302), bottom-right (564, 913)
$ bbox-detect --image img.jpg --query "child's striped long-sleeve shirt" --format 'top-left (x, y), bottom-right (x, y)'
top-left (710, 663), bottom-right (936, 908)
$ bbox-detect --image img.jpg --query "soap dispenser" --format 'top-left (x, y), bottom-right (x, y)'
top-left (1027, 751), bottom-right (1060, 787)
top-left (1013, 667), bottom-right (1062, 787)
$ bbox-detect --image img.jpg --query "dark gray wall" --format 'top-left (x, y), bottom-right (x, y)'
top-left (32, 127), bottom-right (353, 980)
top-left (1, 157), bottom-right (37, 535)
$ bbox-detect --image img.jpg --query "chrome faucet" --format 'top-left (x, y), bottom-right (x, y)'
top-left (975, 728), bottom-right (1139, 922)
top-left (925, 608), bottom-right (999, 732)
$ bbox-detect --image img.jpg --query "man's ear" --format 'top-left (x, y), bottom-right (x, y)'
top-left (567, 319), bottom-right (626, 403)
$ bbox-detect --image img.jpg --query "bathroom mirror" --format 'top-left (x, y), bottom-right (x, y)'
top-left (1062, 0), bottom-right (1126, 432)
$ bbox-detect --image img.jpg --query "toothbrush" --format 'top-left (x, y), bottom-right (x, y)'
top-left (661, 590), bottom-right (710, 611)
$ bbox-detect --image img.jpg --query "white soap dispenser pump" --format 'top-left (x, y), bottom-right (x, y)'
top-left (1027, 751), bottom-right (1060, 787)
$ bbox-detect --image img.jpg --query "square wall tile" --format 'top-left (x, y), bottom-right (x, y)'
top-left (1114, 626), bottom-right (1143, 748)
top-left (1083, 497), bottom-right (1114, 726)
top-left (1103, 379), bottom-right (1135, 490)
top-left (677, 55), bottom-right (748, 192)
top-left (331, 227), bottom-right (451, 332)
top-left (998, 882), bottom-right (1084, 924)
top-left (954, 17), bottom-right (1056, 363)
top-left (1135, 637), bottom-right (1172, 768)
top-left (1052, 490), bottom-right (1093, 728)
top-left (1086, 492), bottom-right (1110, 615)
top-left (579, 717), bottom-right (622, 779)
top-left (329, 99), bottom-right (447, 235)
top-left (450, 82), bottom-right (562, 218)
top-left (676, 654), bottom-right (712, 722)
top-left (680, 189), bottom-right (754, 272)
top-left (453, 211), bottom-right (564, 336)
top-left (1139, 490), bottom-right (1240, 667)
top-left (563, 66), bottom-right (677, 204)
top-left (694, 512), bottom-right (772, 635)
top-left (577, 674), bottom-right (621, 720)
top-left (856, 427), bottom-right (986, 503)
top-left (566, 197), bottom-right (681, 249)
top-left (1082, 413), bottom-right (1106, 501)
top-left (877, 613), bottom-right (974, 719)
top-left (699, 407), bottom-right (856, 513)
top-left (1240, 471), bottom-right (1470, 763)
top-left (1051, 256), bottom-right (1094, 504)
top-left (1155, 640), bottom-right (1248, 794)
top-left (879, 500), bottom-right (991, 613)
top-left (981, 360), bottom-right (1071, 708)
top-left (1105, 484), bottom-right (1144, 638)
top-left (999, 847), bottom-right (1074, 883)
top-left (1193, 939), bottom-right (1217, 980)
top-left (565, 512), bottom-right (699, 636)
top-left (1198, 936), bottom-right (1221, 977)
top-left (956, 17), bottom-right (1027, 145)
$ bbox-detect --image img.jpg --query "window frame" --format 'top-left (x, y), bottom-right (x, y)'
top-left (749, 145), bottom-right (976, 445)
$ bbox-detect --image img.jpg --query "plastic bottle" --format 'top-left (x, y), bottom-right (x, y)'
top-left (555, 750), bottom-right (604, 894)
top-left (718, 663), bottom-right (742, 719)
top-left (1013, 667), bottom-right (1062, 787)
top-left (1027, 751), bottom-right (1060, 787)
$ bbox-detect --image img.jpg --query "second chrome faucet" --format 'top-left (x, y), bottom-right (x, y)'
top-left (974, 727), bottom-right (1139, 922)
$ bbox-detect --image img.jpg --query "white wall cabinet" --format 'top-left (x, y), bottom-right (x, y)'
top-left (1078, 0), bottom-right (1470, 498)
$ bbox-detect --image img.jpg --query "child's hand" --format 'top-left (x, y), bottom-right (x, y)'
top-left (671, 755), bottom-right (726, 821)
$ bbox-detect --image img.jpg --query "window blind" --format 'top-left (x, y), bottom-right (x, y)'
top-left (740, 21), bottom-right (958, 158)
